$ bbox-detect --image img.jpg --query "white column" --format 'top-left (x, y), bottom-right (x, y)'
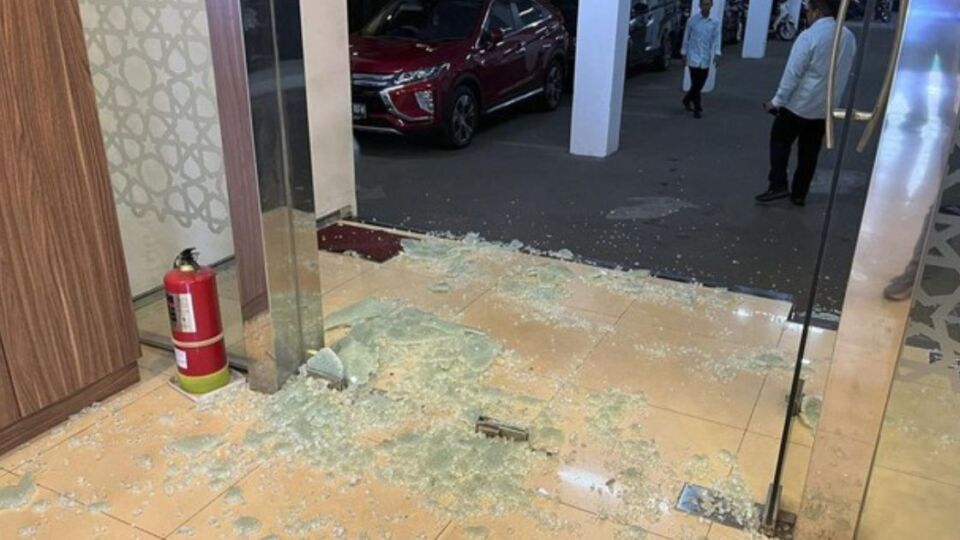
top-left (682, 0), bottom-right (726, 93)
top-left (300, 0), bottom-right (358, 218)
top-left (742, 0), bottom-right (773, 58)
top-left (569, 0), bottom-right (631, 158)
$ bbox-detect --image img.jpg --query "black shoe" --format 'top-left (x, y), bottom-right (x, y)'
top-left (683, 98), bottom-right (693, 112)
top-left (694, 110), bottom-right (702, 119)
top-left (755, 189), bottom-right (790, 203)
top-left (791, 196), bottom-right (806, 207)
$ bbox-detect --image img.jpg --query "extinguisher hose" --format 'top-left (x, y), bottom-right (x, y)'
top-left (171, 332), bottom-right (224, 350)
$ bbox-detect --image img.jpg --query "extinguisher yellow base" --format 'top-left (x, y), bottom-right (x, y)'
top-left (177, 366), bottom-right (231, 395)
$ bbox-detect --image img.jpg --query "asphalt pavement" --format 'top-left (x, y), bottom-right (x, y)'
top-left (353, 25), bottom-right (896, 314)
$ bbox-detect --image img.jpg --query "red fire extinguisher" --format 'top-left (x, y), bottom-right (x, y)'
top-left (164, 248), bottom-right (230, 394)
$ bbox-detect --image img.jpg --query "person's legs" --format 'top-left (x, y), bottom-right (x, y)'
top-left (791, 117), bottom-right (826, 203)
top-left (765, 110), bottom-right (799, 195)
top-left (688, 68), bottom-right (709, 113)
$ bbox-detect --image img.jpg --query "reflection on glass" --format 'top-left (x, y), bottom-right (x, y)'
top-left (858, 60), bottom-right (960, 538)
top-left (241, 0), bottom-right (323, 392)
top-left (79, 0), bottom-right (247, 361)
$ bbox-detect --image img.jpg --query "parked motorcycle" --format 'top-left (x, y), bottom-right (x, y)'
top-left (769, 0), bottom-right (798, 41)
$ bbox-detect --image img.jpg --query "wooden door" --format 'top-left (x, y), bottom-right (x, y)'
top-left (0, 339), bottom-right (20, 429)
top-left (0, 0), bottom-right (140, 415)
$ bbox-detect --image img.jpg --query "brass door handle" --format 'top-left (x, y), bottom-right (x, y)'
top-left (832, 109), bottom-right (874, 121)
top-left (826, 0), bottom-right (910, 151)
top-left (825, 0), bottom-right (853, 150)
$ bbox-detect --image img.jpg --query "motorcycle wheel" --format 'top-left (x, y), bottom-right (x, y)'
top-left (777, 21), bottom-right (797, 41)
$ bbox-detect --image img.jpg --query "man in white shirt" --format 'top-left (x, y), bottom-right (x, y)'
top-left (755, 0), bottom-right (856, 206)
top-left (681, 0), bottom-right (721, 119)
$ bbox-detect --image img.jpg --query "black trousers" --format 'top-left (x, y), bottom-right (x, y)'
top-left (684, 67), bottom-right (710, 111)
top-left (768, 108), bottom-right (826, 200)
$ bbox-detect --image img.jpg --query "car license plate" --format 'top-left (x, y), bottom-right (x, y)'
top-left (352, 103), bottom-right (367, 120)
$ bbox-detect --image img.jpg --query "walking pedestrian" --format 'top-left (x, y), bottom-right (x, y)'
top-left (755, 0), bottom-right (857, 206)
top-left (681, 0), bottom-right (721, 119)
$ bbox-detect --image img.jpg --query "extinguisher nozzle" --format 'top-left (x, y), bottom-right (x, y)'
top-left (173, 248), bottom-right (201, 271)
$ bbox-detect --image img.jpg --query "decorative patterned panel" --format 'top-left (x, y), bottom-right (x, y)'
top-left (80, 0), bottom-right (230, 232)
top-left (900, 126), bottom-right (960, 393)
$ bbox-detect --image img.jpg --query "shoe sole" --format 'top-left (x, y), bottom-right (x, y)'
top-left (755, 194), bottom-right (790, 203)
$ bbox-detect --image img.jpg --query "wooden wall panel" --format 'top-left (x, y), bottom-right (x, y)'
top-left (206, 0), bottom-right (270, 321)
top-left (0, 338), bottom-right (20, 430)
top-left (0, 0), bottom-right (140, 416)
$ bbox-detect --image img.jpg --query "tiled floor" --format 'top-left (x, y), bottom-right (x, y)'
top-left (3, 235), bottom-right (850, 539)
top-left (857, 350), bottom-right (960, 540)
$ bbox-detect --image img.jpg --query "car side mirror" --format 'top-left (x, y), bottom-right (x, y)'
top-left (489, 27), bottom-right (505, 46)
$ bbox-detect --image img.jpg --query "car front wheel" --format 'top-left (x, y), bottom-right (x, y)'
top-left (441, 86), bottom-right (478, 148)
top-left (540, 60), bottom-right (564, 111)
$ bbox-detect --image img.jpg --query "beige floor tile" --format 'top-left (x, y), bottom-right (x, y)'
top-left (777, 323), bottom-right (838, 364)
top-left (895, 344), bottom-right (959, 392)
top-left (793, 432), bottom-right (874, 539)
top-left (0, 358), bottom-right (171, 472)
top-left (579, 320), bottom-right (768, 429)
top-left (365, 371), bottom-right (553, 447)
top-left (460, 294), bottom-right (616, 382)
top-left (858, 467), bottom-right (960, 540)
top-left (732, 433), bottom-right (811, 515)
top-left (619, 279), bottom-right (787, 349)
top-left (322, 265), bottom-right (490, 320)
top-left (814, 340), bottom-right (899, 446)
top-left (439, 500), bottom-right (657, 540)
top-left (168, 458), bottom-right (449, 539)
top-left (481, 359), bottom-right (565, 402)
top-left (515, 261), bottom-right (636, 319)
top-left (874, 381), bottom-right (960, 487)
top-left (0, 471), bottom-right (159, 539)
top-left (747, 357), bottom-right (831, 447)
top-left (527, 386), bottom-right (743, 540)
top-left (17, 385), bottom-right (261, 538)
top-left (317, 250), bottom-right (378, 292)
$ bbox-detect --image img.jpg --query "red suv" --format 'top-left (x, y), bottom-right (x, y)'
top-left (350, 0), bottom-right (569, 147)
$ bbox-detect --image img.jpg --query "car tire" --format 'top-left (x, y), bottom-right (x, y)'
top-left (441, 85), bottom-right (479, 149)
top-left (653, 34), bottom-right (672, 72)
top-left (540, 59), bottom-right (564, 111)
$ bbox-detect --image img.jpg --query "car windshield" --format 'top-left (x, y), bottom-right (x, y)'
top-left (362, 0), bottom-right (484, 41)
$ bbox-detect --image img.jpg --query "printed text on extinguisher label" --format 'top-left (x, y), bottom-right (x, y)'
top-left (167, 293), bottom-right (197, 333)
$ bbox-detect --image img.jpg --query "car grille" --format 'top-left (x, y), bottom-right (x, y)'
top-left (351, 85), bottom-right (389, 115)
top-left (351, 73), bottom-right (394, 116)
top-left (351, 72), bottom-right (394, 88)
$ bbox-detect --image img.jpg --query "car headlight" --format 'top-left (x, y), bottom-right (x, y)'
top-left (394, 63), bottom-right (450, 85)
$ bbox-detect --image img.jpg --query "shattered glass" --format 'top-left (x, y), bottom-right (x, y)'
top-left (0, 474), bottom-right (36, 511)
top-left (0, 235), bottom-right (812, 538)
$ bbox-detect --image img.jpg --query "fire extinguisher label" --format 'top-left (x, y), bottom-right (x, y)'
top-left (174, 347), bottom-right (188, 369)
top-left (167, 293), bottom-right (197, 333)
